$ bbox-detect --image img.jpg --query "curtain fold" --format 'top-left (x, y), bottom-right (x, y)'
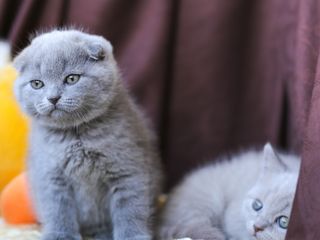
top-left (286, 0), bottom-right (320, 238)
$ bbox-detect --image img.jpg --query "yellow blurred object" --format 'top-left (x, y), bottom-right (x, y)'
top-left (0, 65), bottom-right (29, 191)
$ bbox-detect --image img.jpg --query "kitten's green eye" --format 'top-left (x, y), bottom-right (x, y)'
top-left (276, 216), bottom-right (289, 229)
top-left (30, 80), bottom-right (44, 89)
top-left (252, 199), bottom-right (263, 211)
top-left (65, 74), bottom-right (80, 85)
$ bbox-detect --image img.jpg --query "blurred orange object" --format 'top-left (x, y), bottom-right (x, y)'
top-left (0, 65), bottom-right (29, 191)
top-left (0, 172), bottom-right (37, 224)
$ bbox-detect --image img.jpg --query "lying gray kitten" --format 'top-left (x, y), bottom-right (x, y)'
top-left (13, 29), bottom-right (163, 240)
top-left (159, 143), bottom-right (300, 240)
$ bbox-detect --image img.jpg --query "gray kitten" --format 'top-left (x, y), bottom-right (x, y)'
top-left (159, 144), bottom-right (300, 240)
top-left (13, 29), bottom-right (163, 240)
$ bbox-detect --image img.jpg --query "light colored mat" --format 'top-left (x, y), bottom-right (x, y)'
top-left (0, 218), bottom-right (192, 240)
top-left (0, 219), bottom-right (40, 240)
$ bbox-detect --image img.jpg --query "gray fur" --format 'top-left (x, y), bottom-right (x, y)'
top-left (159, 144), bottom-right (300, 240)
top-left (13, 29), bottom-right (163, 240)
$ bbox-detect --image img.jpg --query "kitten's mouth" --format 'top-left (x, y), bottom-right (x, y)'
top-left (49, 106), bottom-right (57, 114)
top-left (48, 107), bottom-right (64, 117)
top-left (252, 233), bottom-right (260, 239)
top-left (248, 228), bottom-right (259, 239)
top-left (47, 107), bottom-right (78, 118)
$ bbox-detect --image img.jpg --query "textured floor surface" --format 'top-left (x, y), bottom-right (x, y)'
top-left (0, 193), bottom-right (186, 240)
top-left (0, 219), bottom-right (40, 240)
top-left (0, 219), bottom-right (192, 240)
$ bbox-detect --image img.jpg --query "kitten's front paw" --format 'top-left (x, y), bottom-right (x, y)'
top-left (41, 232), bottom-right (82, 240)
top-left (121, 236), bottom-right (152, 240)
top-left (92, 231), bottom-right (112, 240)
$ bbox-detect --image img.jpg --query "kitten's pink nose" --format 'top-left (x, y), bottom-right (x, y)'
top-left (48, 96), bottom-right (61, 105)
top-left (253, 225), bottom-right (264, 233)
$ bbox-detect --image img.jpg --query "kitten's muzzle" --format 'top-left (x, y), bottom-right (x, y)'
top-left (48, 96), bottom-right (61, 105)
top-left (253, 225), bottom-right (264, 236)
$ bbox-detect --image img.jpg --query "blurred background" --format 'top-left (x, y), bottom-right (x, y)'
top-left (1, 0), bottom-right (320, 238)
top-left (0, 0), bottom-right (303, 188)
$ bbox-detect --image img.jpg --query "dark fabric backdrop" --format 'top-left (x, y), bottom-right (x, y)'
top-left (1, 0), bottom-right (320, 239)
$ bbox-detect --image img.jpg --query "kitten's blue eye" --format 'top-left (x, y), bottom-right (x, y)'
top-left (276, 216), bottom-right (289, 229)
top-left (252, 199), bottom-right (263, 211)
top-left (30, 80), bottom-right (44, 89)
top-left (65, 74), bottom-right (80, 85)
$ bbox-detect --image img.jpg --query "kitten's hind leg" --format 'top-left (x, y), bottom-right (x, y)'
top-left (160, 218), bottom-right (226, 240)
top-left (185, 225), bottom-right (226, 240)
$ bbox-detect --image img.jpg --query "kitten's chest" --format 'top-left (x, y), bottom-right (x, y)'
top-left (62, 139), bottom-right (113, 226)
top-left (62, 139), bottom-right (107, 182)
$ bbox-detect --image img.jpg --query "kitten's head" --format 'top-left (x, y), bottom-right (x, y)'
top-left (13, 29), bottom-right (118, 129)
top-left (242, 143), bottom-right (300, 240)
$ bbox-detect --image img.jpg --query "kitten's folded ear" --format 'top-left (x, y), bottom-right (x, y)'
top-left (262, 143), bottom-right (287, 173)
top-left (13, 49), bottom-right (28, 73)
top-left (85, 36), bottom-right (113, 61)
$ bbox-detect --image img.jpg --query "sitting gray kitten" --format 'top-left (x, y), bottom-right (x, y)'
top-left (13, 29), bottom-right (163, 240)
top-left (159, 143), bottom-right (300, 240)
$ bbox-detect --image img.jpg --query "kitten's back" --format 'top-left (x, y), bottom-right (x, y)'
top-left (159, 148), bottom-right (299, 240)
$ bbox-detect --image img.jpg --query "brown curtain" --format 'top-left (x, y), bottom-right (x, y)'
top-left (1, 0), bottom-right (319, 238)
